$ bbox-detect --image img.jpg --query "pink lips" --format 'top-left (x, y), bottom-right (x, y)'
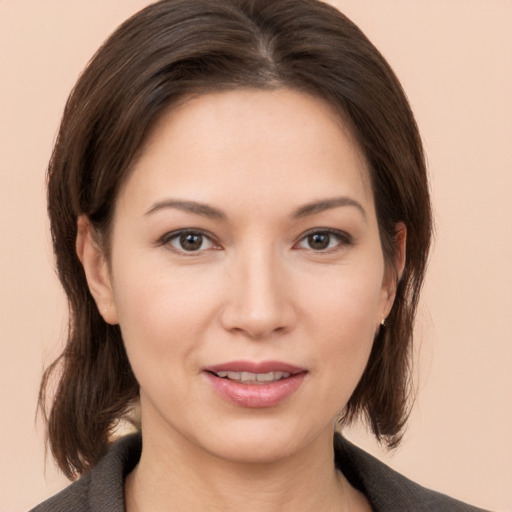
top-left (203, 360), bottom-right (307, 408)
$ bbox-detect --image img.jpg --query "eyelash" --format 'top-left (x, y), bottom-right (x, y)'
top-left (158, 228), bottom-right (352, 255)
top-left (294, 229), bottom-right (353, 253)
top-left (158, 229), bottom-right (220, 254)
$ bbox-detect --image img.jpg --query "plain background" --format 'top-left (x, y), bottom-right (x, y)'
top-left (0, 1), bottom-right (511, 510)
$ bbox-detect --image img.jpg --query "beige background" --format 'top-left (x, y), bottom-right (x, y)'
top-left (1, 1), bottom-right (511, 510)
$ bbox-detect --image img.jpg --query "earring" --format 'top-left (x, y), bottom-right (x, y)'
top-left (380, 316), bottom-right (386, 327)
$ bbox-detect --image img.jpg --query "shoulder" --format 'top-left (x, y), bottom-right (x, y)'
top-left (29, 475), bottom-right (91, 512)
top-left (29, 433), bottom-right (142, 512)
top-left (334, 434), bottom-right (490, 512)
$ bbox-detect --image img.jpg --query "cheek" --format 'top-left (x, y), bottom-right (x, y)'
top-left (315, 297), bottom-right (376, 386)
top-left (110, 259), bottom-right (222, 378)
top-left (298, 263), bottom-right (384, 398)
top-left (301, 260), bottom-right (384, 337)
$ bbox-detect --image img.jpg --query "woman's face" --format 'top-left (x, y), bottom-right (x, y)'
top-left (87, 88), bottom-right (399, 463)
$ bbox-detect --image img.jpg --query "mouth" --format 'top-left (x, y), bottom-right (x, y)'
top-left (203, 361), bottom-right (307, 408)
top-left (209, 370), bottom-right (292, 384)
top-left (204, 360), bottom-right (306, 382)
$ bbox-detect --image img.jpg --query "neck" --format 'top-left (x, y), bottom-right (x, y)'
top-left (125, 426), bottom-right (366, 512)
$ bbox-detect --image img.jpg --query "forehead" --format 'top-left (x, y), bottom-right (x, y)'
top-left (118, 88), bottom-right (374, 216)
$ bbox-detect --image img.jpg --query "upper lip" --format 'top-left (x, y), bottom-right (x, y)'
top-left (204, 360), bottom-right (306, 375)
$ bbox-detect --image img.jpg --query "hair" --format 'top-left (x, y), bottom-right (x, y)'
top-left (40, 0), bottom-right (432, 479)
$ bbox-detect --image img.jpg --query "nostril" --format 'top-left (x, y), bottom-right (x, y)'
top-left (220, 261), bottom-right (296, 338)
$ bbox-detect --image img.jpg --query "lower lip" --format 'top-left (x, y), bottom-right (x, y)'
top-left (204, 372), bottom-right (306, 408)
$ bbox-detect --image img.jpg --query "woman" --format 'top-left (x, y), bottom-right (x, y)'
top-left (32, 0), bottom-right (487, 510)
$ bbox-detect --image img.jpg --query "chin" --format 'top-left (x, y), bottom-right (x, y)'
top-left (197, 416), bottom-right (326, 466)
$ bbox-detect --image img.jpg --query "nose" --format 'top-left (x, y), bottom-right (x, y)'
top-left (220, 248), bottom-right (296, 339)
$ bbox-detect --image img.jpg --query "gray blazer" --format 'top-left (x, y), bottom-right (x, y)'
top-left (30, 433), bottom-right (490, 511)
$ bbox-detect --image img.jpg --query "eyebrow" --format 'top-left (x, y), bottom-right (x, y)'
top-left (293, 197), bottom-right (367, 220)
top-left (144, 196), bottom-right (366, 221)
top-left (145, 199), bottom-right (226, 219)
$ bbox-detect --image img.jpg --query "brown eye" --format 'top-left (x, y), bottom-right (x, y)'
top-left (307, 233), bottom-right (331, 250)
top-left (296, 229), bottom-right (351, 252)
top-left (164, 230), bottom-right (216, 253)
top-left (179, 232), bottom-right (204, 251)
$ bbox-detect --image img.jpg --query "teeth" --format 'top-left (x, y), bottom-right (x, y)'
top-left (214, 371), bottom-right (291, 383)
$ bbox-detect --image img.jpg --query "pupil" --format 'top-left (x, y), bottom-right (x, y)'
top-left (309, 233), bottom-right (329, 250)
top-left (180, 233), bottom-right (202, 251)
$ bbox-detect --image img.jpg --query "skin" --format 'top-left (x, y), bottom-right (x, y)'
top-left (77, 88), bottom-right (405, 511)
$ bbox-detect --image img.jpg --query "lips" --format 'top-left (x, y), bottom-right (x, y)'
top-left (203, 361), bottom-right (307, 408)
top-left (213, 370), bottom-right (291, 384)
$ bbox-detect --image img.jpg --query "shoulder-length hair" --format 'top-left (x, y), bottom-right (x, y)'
top-left (40, 0), bottom-right (432, 478)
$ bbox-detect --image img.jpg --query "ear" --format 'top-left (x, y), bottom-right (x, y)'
top-left (380, 222), bottom-right (407, 321)
top-left (76, 216), bottom-right (119, 324)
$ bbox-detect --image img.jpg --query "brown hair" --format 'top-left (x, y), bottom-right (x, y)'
top-left (40, 0), bottom-right (432, 478)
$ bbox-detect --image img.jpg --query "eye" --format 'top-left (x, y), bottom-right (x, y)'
top-left (296, 230), bottom-right (351, 252)
top-left (163, 230), bottom-right (217, 253)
